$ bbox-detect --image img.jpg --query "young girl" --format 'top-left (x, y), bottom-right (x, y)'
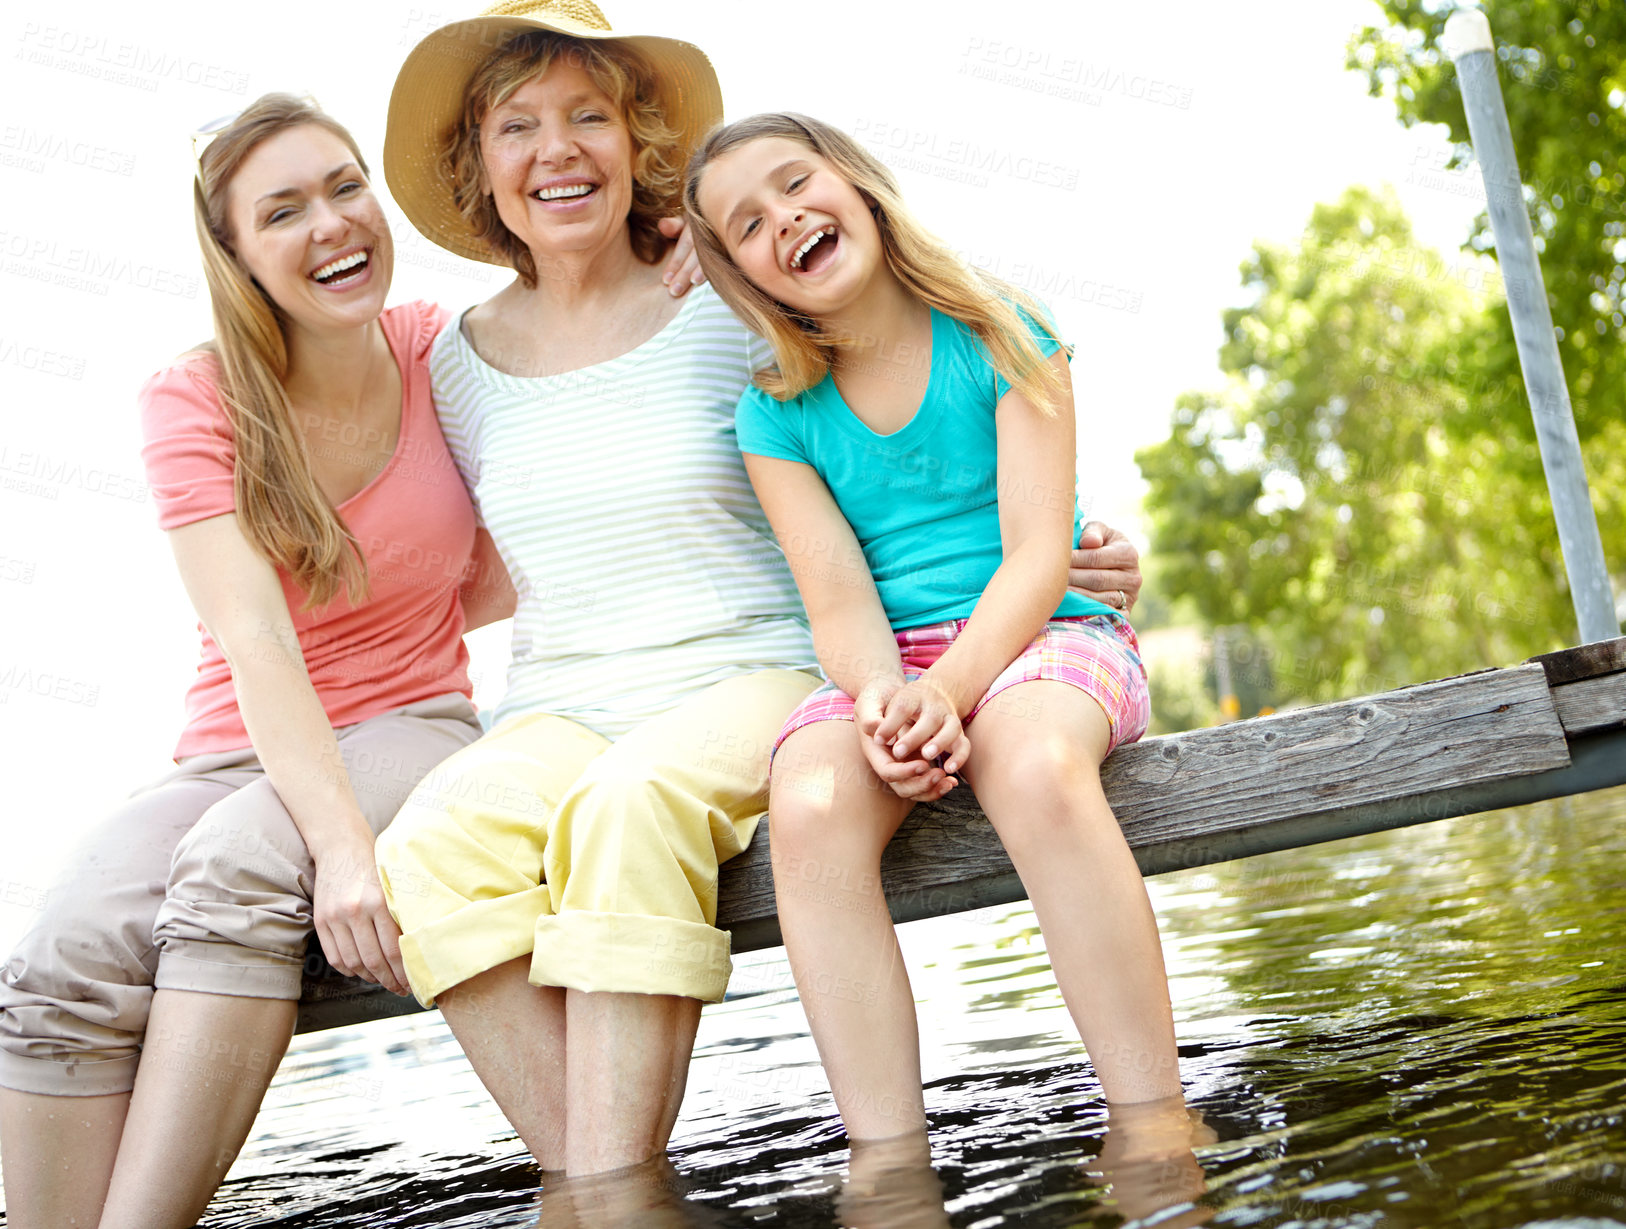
top-left (685, 113), bottom-right (1186, 1140)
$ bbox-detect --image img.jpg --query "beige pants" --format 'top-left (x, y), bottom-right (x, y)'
top-left (0, 693), bottom-right (481, 1096)
top-left (377, 669), bottom-right (821, 1007)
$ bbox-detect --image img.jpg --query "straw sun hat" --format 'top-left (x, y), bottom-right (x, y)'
top-left (384, 0), bottom-right (723, 265)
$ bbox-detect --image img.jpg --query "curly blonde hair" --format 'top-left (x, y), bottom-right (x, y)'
top-left (443, 31), bottom-right (683, 285)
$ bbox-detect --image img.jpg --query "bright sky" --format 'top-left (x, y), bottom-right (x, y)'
top-left (0, 0), bottom-right (1489, 953)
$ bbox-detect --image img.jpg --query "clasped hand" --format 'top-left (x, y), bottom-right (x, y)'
top-left (855, 677), bottom-right (971, 803)
top-left (312, 836), bottom-right (411, 996)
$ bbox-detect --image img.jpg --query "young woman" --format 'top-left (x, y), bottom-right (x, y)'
top-left (686, 113), bottom-right (1186, 1141)
top-left (0, 94), bottom-right (510, 1229)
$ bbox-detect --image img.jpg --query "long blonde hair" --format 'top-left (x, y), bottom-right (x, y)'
top-left (193, 92), bottom-right (368, 608)
top-left (683, 112), bottom-right (1065, 411)
top-left (442, 31), bottom-right (684, 286)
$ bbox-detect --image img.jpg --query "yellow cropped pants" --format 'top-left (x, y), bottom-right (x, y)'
top-left (375, 669), bottom-right (819, 1006)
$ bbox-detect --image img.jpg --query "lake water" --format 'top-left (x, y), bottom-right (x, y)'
top-left (59, 785), bottom-right (1626, 1227)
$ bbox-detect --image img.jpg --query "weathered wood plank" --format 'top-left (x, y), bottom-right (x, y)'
top-left (1528, 636), bottom-right (1626, 685)
top-left (1100, 662), bottom-right (1568, 842)
top-left (298, 662), bottom-right (1576, 1033)
top-left (1551, 672), bottom-right (1626, 735)
top-left (720, 663), bottom-right (1569, 934)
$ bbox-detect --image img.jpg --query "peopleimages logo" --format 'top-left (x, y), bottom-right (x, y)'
top-left (852, 119), bottom-right (1082, 191)
top-left (0, 446), bottom-right (149, 502)
top-left (0, 125), bottom-right (136, 176)
top-left (0, 231), bottom-right (201, 299)
top-left (15, 23), bottom-right (250, 94)
top-left (0, 663), bottom-right (101, 708)
top-left (0, 336), bottom-right (87, 380)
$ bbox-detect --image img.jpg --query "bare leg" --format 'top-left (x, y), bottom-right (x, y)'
top-left (963, 682), bottom-right (1182, 1104)
top-left (563, 990), bottom-right (701, 1175)
top-left (436, 966), bottom-right (701, 1175)
top-left (770, 723), bottom-right (920, 1139)
top-left (437, 956), bottom-right (569, 1171)
top-left (0, 1088), bottom-right (128, 1229)
top-left (97, 989), bottom-right (295, 1229)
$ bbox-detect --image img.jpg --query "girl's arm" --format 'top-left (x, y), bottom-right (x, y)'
top-left (744, 453), bottom-right (963, 800)
top-left (166, 512), bottom-right (411, 995)
top-left (459, 527), bottom-right (517, 631)
top-left (877, 350), bottom-right (1078, 760)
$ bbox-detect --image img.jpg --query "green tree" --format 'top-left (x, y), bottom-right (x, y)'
top-left (1137, 186), bottom-right (1604, 707)
top-left (1349, 0), bottom-right (1625, 447)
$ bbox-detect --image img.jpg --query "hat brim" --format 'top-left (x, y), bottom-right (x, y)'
top-left (384, 15), bottom-right (722, 267)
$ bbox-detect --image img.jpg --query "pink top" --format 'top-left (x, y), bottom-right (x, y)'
top-left (139, 300), bottom-right (477, 759)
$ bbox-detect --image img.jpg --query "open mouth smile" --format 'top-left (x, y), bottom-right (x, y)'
top-left (310, 248), bottom-right (370, 287)
top-left (532, 182), bottom-right (597, 203)
top-left (788, 226), bottom-right (837, 274)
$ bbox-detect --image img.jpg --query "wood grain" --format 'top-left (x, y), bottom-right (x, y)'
top-left (1528, 636), bottom-right (1626, 685)
top-left (299, 661), bottom-right (1576, 1032)
top-left (1551, 672), bottom-right (1626, 735)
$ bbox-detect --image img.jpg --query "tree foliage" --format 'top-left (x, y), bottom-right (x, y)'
top-left (1137, 7), bottom-right (1626, 718)
top-left (1137, 187), bottom-right (1621, 709)
top-left (1349, 0), bottom-right (1625, 438)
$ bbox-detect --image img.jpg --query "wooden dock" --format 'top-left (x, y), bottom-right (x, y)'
top-left (296, 637), bottom-right (1626, 1034)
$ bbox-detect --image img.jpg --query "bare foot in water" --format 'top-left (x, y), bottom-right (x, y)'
top-left (839, 1131), bottom-right (951, 1229)
top-left (533, 1156), bottom-right (723, 1229)
top-left (1084, 1095), bottom-right (1216, 1226)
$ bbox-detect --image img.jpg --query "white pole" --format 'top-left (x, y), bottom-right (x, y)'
top-left (1443, 9), bottom-right (1618, 644)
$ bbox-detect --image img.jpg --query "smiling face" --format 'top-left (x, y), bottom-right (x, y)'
top-left (223, 123), bottom-right (393, 336)
top-left (477, 60), bottom-right (637, 264)
top-left (695, 135), bottom-right (884, 322)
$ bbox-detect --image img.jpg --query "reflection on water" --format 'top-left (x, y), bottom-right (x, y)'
top-left (72, 788), bottom-right (1626, 1226)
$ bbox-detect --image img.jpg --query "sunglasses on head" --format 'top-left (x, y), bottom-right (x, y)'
top-left (191, 93), bottom-right (321, 174)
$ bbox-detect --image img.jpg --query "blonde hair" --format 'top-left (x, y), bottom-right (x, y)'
top-left (193, 91), bottom-right (369, 609)
top-left (443, 31), bottom-right (683, 286)
top-left (684, 112), bottom-right (1065, 410)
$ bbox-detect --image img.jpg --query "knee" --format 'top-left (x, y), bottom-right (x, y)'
top-left (996, 731), bottom-right (1097, 796)
top-left (373, 784), bottom-right (444, 871)
top-left (372, 789), bottom-right (478, 914)
top-left (168, 790), bottom-right (304, 899)
top-left (767, 757), bottom-right (898, 869)
top-left (982, 737), bottom-right (1105, 844)
top-left (562, 758), bottom-right (693, 842)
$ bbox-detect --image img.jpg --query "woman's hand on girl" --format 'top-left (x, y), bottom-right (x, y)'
top-left (1069, 521), bottom-right (1142, 613)
top-left (657, 217), bottom-right (705, 297)
top-left (854, 681), bottom-right (965, 802)
top-left (312, 832), bottom-right (412, 996)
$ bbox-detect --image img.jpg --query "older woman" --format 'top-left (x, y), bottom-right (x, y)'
top-left (375, 0), bottom-right (1147, 1178)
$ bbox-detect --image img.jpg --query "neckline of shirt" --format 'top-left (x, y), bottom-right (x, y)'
top-left (448, 281), bottom-right (712, 392)
top-left (813, 306), bottom-right (948, 448)
top-left (332, 306), bottom-right (416, 510)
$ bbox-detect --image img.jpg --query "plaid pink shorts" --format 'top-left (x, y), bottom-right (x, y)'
top-left (775, 613), bottom-right (1151, 757)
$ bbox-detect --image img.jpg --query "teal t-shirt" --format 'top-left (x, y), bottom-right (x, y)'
top-left (735, 305), bottom-right (1113, 631)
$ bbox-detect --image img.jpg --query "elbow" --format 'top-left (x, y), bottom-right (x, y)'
top-left (1035, 537), bottom-right (1071, 609)
top-left (1041, 563), bottom-right (1069, 613)
top-left (215, 616), bottom-right (302, 675)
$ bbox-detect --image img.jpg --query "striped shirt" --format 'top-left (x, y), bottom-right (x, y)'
top-left (432, 283), bottom-right (817, 739)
